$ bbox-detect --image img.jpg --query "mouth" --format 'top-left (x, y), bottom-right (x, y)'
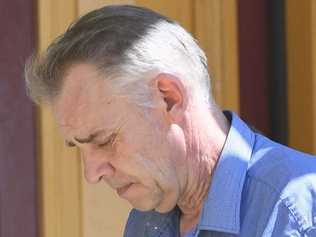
top-left (116, 183), bottom-right (133, 196)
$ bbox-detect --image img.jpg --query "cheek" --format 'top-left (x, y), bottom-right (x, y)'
top-left (166, 124), bottom-right (187, 164)
top-left (114, 139), bottom-right (155, 176)
top-left (114, 123), bottom-right (182, 181)
top-left (132, 153), bottom-right (163, 177)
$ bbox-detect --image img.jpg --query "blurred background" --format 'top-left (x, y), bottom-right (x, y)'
top-left (1, 0), bottom-right (315, 236)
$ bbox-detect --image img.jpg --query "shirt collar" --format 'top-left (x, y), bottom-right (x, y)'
top-left (198, 111), bottom-right (255, 234)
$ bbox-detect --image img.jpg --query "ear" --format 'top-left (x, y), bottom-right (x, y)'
top-left (154, 73), bottom-right (187, 122)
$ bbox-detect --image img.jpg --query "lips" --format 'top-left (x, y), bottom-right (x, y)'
top-left (116, 183), bottom-right (133, 196)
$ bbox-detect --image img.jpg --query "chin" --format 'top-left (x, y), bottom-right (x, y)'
top-left (126, 185), bottom-right (178, 213)
top-left (129, 197), bottom-right (161, 212)
top-left (153, 191), bottom-right (180, 213)
top-left (153, 203), bottom-right (177, 213)
top-left (137, 196), bottom-right (177, 214)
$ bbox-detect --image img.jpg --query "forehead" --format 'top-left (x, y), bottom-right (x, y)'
top-left (53, 63), bottom-right (124, 136)
top-left (58, 63), bottom-right (111, 102)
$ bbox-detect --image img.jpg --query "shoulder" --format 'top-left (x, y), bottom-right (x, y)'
top-left (246, 133), bottom-right (316, 193)
top-left (241, 133), bottom-right (316, 235)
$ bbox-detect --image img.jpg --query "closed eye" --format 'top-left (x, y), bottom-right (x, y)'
top-left (98, 133), bottom-right (118, 147)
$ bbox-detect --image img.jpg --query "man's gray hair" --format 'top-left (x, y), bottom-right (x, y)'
top-left (25, 5), bottom-right (212, 107)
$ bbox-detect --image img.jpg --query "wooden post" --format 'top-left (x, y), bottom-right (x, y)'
top-left (37, 0), bottom-right (83, 237)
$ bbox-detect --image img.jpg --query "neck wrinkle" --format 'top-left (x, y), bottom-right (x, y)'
top-left (177, 110), bottom-right (229, 220)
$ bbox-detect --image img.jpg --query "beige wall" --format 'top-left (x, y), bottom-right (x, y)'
top-left (37, 1), bottom-right (82, 237)
top-left (37, 1), bottom-right (239, 237)
top-left (286, 0), bottom-right (316, 153)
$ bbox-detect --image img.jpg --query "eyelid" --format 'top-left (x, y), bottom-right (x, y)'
top-left (98, 121), bottom-right (125, 147)
top-left (98, 133), bottom-right (118, 147)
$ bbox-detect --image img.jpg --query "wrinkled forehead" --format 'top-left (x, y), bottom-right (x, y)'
top-left (52, 63), bottom-right (122, 132)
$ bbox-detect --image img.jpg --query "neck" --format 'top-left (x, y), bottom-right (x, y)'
top-left (177, 106), bottom-right (230, 235)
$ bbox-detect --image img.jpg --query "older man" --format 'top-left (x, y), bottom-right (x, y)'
top-left (25, 5), bottom-right (316, 237)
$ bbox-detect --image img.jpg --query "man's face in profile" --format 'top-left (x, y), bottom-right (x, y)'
top-left (53, 63), bottom-right (187, 213)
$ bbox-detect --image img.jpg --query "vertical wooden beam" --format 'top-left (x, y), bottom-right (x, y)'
top-left (237, 0), bottom-right (270, 134)
top-left (267, 0), bottom-right (288, 145)
top-left (286, 0), bottom-right (315, 153)
top-left (312, 0), bottom-right (316, 152)
top-left (37, 1), bottom-right (83, 237)
top-left (78, 0), bottom-right (133, 16)
top-left (136, 0), bottom-right (193, 32)
top-left (0, 1), bottom-right (37, 237)
top-left (194, 0), bottom-right (240, 112)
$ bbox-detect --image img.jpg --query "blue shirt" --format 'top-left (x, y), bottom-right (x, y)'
top-left (124, 111), bottom-right (316, 237)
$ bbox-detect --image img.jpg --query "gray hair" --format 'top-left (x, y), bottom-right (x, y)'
top-left (25, 5), bottom-right (213, 107)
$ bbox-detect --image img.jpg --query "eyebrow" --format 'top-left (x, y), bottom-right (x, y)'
top-left (65, 119), bottom-right (126, 147)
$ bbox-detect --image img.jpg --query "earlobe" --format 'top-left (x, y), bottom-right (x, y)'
top-left (155, 73), bottom-right (186, 121)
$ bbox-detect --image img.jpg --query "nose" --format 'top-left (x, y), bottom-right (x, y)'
top-left (84, 162), bottom-right (115, 183)
top-left (81, 149), bottom-right (116, 184)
